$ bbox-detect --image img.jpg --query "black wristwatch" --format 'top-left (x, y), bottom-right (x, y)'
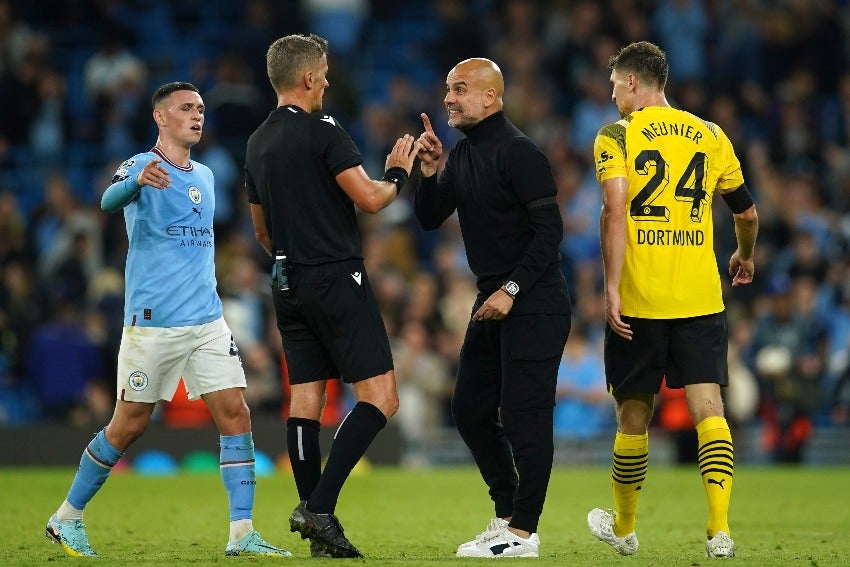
top-left (501, 280), bottom-right (519, 299)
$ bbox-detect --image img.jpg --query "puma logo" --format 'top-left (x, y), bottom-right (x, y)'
top-left (192, 207), bottom-right (202, 219)
top-left (708, 478), bottom-right (726, 489)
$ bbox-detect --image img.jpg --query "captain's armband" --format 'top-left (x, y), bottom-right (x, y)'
top-left (721, 184), bottom-right (754, 214)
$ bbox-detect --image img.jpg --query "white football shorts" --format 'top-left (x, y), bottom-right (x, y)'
top-left (116, 317), bottom-right (246, 403)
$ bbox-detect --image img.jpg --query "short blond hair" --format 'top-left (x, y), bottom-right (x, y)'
top-left (266, 34), bottom-right (328, 92)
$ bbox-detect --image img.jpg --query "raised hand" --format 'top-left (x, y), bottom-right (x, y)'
top-left (137, 158), bottom-right (172, 190)
top-left (416, 113), bottom-right (443, 176)
top-left (384, 134), bottom-right (420, 174)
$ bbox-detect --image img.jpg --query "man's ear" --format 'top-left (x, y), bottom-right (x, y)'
top-left (303, 69), bottom-right (314, 90)
top-left (153, 108), bottom-right (166, 127)
top-left (483, 87), bottom-right (497, 108)
top-left (628, 73), bottom-right (638, 93)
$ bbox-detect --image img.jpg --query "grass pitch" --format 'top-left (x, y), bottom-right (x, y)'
top-left (4, 465), bottom-right (849, 565)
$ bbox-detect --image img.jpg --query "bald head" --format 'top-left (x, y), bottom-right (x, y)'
top-left (453, 58), bottom-right (504, 100)
top-left (445, 58), bottom-right (504, 130)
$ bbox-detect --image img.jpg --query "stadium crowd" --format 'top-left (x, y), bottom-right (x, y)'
top-left (1, 0), bottom-right (849, 465)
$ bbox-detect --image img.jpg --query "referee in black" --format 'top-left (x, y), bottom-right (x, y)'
top-left (414, 58), bottom-right (571, 558)
top-left (244, 34), bottom-right (418, 558)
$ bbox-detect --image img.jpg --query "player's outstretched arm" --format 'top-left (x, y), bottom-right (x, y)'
top-left (102, 158), bottom-right (172, 212)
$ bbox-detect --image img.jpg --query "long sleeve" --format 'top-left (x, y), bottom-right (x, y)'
top-left (505, 202), bottom-right (563, 294)
top-left (101, 176), bottom-right (141, 213)
top-left (503, 139), bottom-right (563, 293)
top-left (414, 161), bottom-right (457, 231)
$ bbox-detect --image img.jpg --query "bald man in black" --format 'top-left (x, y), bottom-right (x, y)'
top-left (415, 58), bottom-right (571, 558)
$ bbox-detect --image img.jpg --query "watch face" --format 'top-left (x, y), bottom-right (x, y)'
top-left (505, 281), bottom-right (519, 296)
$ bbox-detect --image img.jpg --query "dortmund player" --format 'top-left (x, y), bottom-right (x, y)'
top-left (587, 41), bottom-right (758, 559)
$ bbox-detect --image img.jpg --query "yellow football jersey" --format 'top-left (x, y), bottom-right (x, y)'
top-left (594, 106), bottom-right (745, 319)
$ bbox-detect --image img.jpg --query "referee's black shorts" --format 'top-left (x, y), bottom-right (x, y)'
top-left (604, 311), bottom-right (728, 395)
top-left (272, 259), bottom-right (393, 385)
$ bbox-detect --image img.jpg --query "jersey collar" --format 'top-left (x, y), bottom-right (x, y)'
top-left (151, 147), bottom-right (193, 171)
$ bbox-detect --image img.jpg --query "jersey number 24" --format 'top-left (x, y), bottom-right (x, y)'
top-left (631, 150), bottom-right (707, 224)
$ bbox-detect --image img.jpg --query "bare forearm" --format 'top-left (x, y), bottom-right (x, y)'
top-left (734, 207), bottom-right (759, 259)
top-left (601, 206), bottom-right (626, 292)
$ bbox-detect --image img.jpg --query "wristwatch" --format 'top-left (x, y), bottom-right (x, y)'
top-left (501, 280), bottom-right (519, 299)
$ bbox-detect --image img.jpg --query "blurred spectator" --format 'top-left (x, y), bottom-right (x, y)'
top-left (725, 317), bottom-right (760, 428)
top-left (85, 266), bottom-right (124, 373)
top-left (712, 0), bottom-right (766, 94)
top-left (203, 52), bottom-right (267, 162)
top-left (651, 0), bottom-right (708, 84)
top-left (0, 190), bottom-right (25, 263)
top-left (543, 0), bottom-right (604, 113)
top-left (430, 0), bottom-right (485, 74)
top-left (400, 270), bottom-right (442, 331)
top-left (24, 296), bottom-right (108, 425)
top-left (29, 172), bottom-right (103, 288)
top-left (226, 0), bottom-right (301, 92)
top-left (750, 275), bottom-right (827, 463)
top-left (554, 324), bottom-right (612, 440)
top-left (0, 35), bottom-right (46, 151)
top-left (220, 254), bottom-right (279, 412)
top-left (391, 320), bottom-right (453, 466)
top-left (29, 68), bottom-right (69, 169)
top-left (0, 257), bottom-right (41, 379)
top-left (0, 0), bottom-right (31, 76)
top-left (304, 0), bottom-right (368, 62)
top-left (83, 28), bottom-right (147, 150)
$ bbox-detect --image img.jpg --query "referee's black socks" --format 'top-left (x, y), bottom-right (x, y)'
top-left (286, 417), bottom-right (322, 501)
top-left (307, 401), bottom-right (387, 514)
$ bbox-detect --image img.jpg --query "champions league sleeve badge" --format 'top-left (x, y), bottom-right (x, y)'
top-left (112, 159), bottom-right (136, 183)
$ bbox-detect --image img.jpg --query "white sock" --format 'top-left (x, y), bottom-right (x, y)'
top-left (230, 519), bottom-right (253, 543)
top-left (56, 500), bottom-right (84, 522)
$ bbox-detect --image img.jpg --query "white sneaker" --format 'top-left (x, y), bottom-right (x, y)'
top-left (706, 531), bottom-right (735, 558)
top-left (587, 508), bottom-right (639, 555)
top-left (456, 518), bottom-right (510, 553)
top-left (455, 526), bottom-right (539, 558)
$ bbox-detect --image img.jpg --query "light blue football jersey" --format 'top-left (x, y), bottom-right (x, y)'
top-left (109, 148), bottom-right (223, 327)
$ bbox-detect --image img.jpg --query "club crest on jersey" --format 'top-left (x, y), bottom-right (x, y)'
top-left (188, 186), bottom-right (202, 204)
top-left (128, 370), bottom-right (148, 391)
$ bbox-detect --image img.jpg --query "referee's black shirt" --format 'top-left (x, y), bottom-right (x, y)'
top-left (245, 104), bottom-right (363, 264)
top-left (414, 111), bottom-right (570, 314)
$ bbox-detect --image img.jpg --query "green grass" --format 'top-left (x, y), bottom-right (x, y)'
top-left (5, 465), bottom-right (849, 565)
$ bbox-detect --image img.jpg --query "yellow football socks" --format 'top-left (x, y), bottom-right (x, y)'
top-left (696, 416), bottom-right (734, 537)
top-left (611, 432), bottom-right (648, 536)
